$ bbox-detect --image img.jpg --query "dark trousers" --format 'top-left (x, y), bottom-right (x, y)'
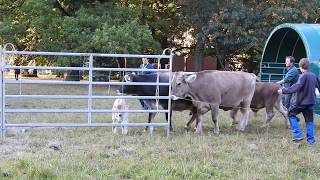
top-left (288, 104), bottom-right (314, 123)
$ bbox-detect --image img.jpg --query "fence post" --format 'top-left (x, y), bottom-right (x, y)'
top-left (0, 49), bottom-right (6, 137)
top-left (165, 48), bottom-right (173, 138)
top-left (87, 55), bottom-right (93, 124)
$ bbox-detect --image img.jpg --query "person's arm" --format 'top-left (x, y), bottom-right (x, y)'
top-left (282, 74), bottom-right (306, 94)
top-left (277, 68), bottom-right (287, 84)
top-left (317, 77), bottom-right (320, 93)
top-left (146, 63), bottom-right (154, 69)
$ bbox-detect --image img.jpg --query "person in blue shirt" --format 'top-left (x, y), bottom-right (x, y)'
top-left (278, 58), bottom-right (320, 144)
top-left (277, 56), bottom-right (300, 110)
top-left (139, 58), bottom-right (154, 109)
top-left (139, 58), bottom-right (154, 75)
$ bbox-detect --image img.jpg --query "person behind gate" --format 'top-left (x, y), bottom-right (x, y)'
top-left (14, 64), bottom-right (21, 80)
top-left (138, 58), bottom-right (154, 110)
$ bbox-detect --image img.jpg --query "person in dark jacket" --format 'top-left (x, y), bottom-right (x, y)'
top-left (278, 58), bottom-right (320, 144)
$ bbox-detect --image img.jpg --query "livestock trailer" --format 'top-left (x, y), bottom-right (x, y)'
top-left (259, 23), bottom-right (320, 114)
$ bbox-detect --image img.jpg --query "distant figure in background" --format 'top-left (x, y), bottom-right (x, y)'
top-left (14, 65), bottom-right (20, 80)
top-left (276, 56), bottom-right (299, 109)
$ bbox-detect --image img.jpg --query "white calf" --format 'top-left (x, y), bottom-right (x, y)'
top-left (112, 98), bottom-right (129, 134)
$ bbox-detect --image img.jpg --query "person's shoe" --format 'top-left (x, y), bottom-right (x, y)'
top-left (292, 137), bottom-right (304, 142)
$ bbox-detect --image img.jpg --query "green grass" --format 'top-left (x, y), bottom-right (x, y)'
top-left (1, 84), bottom-right (320, 179)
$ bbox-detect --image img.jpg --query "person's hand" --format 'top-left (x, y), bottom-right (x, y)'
top-left (277, 88), bottom-right (283, 95)
top-left (276, 79), bottom-right (284, 85)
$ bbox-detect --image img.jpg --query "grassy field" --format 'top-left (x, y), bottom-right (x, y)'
top-left (1, 82), bottom-right (320, 179)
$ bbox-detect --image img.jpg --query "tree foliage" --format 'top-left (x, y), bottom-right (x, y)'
top-left (1, 0), bottom-right (319, 73)
top-left (0, 0), bottom-right (160, 68)
top-left (181, 0), bottom-right (320, 72)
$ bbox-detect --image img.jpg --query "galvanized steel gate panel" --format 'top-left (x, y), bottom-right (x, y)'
top-left (0, 48), bottom-right (173, 137)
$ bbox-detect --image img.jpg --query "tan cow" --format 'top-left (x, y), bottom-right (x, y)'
top-left (172, 70), bottom-right (256, 134)
top-left (230, 82), bottom-right (289, 128)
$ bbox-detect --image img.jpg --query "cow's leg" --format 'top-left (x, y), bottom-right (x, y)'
top-left (185, 112), bottom-right (197, 129)
top-left (261, 106), bottom-right (275, 128)
top-left (165, 111), bottom-right (173, 131)
top-left (230, 108), bottom-right (239, 126)
top-left (211, 106), bottom-right (220, 135)
top-left (185, 108), bottom-right (197, 129)
top-left (274, 98), bottom-right (290, 128)
top-left (145, 113), bottom-right (156, 131)
top-left (195, 113), bottom-right (204, 134)
top-left (237, 104), bottom-right (251, 131)
top-left (112, 113), bottom-right (117, 134)
top-left (122, 113), bottom-right (129, 135)
top-left (195, 105), bottom-right (211, 134)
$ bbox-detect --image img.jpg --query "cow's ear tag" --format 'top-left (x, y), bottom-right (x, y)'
top-left (185, 74), bottom-right (196, 83)
top-left (124, 75), bottom-right (131, 82)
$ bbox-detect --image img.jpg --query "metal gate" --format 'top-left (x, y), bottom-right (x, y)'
top-left (0, 46), bottom-right (173, 137)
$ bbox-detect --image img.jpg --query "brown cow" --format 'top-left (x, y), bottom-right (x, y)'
top-left (172, 70), bottom-right (256, 134)
top-left (185, 82), bottom-right (289, 130)
top-left (230, 82), bottom-right (289, 128)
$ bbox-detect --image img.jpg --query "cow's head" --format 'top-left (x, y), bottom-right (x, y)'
top-left (118, 73), bottom-right (137, 95)
top-left (171, 72), bottom-right (197, 100)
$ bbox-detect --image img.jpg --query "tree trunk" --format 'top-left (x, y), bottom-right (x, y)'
top-left (214, 39), bottom-right (226, 71)
top-left (65, 63), bottom-right (81, 81)
top-left (32, 69), bottom-right (38, 77)
top-left (193, 33), bottom-right (206, 72)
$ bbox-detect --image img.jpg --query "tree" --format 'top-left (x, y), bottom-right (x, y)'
top-left (0, 0), bottom-right (160, 79)
top-left (117, 0), bottom-right (181, 50)
top-left (181, 0), bottom-right (320, 72)
top-left (180, 0), bottom-right (242, 71)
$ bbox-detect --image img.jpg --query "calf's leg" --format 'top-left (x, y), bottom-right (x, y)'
top-left (261, 106), bottom-right (275, 128)
top-left (274, 98), bottom-right (290, 128)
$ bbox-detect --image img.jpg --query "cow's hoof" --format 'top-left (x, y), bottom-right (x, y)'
top-left (236, 126), bottom-right (245, 132)
top-left (213, 132), bottom-right (220, 136)
top-left (184, 125), bottom-right (192, 130)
